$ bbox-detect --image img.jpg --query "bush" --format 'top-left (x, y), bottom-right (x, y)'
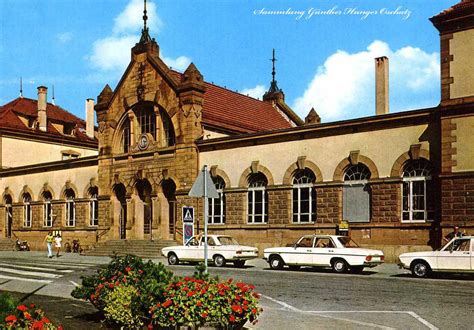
top-left (103, 285), bottom-right (143, 329)
top-left (0, 293), bottom-right (17, 322)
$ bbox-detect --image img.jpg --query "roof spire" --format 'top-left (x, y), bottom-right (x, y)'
top-left (139, 0), bottom-right (152, 44)
top-left (19, 77), bottom-right (23, 98)
top-left (263, 49), bottom-right (284, 102)
top-left (52, 85), bottom-right (56, 105)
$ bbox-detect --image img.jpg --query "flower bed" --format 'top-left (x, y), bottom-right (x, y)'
top-left (72, 255), bottom-right (262, 329)
top-left (1, 299), bottom-right (62, 330)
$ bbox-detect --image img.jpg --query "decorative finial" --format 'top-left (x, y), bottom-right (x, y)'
top-left (52, 85), bottom-right (56, 105)
top-left (266, 48), bottom-right (282, 95)
top-left (139, 0), bottom-right (152, 44)
top-left (271, 48), bottom-right (277, 85)
top-left (19, 77), bottom-right (23, 98)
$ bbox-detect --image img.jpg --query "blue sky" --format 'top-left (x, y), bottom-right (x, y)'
top-left (0, 0), bottom-right (455, 123)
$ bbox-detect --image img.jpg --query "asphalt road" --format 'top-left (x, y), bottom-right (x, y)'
top-left (1, 251), bottom-right (473, 329)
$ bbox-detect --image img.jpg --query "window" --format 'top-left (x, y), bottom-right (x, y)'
top-left (42, 191), bottom-right (53, 227)
top-left (296, 236), bottom-right (314, 247)
top-left (62, 153), bottom-right (79, 160)
top-left (314, 238), bottom-right (335, 248)
top-left (135, 105), bottom-right (156, 139)
top-left (64, 189), bottom-right (76, 227)
top-left (89, 186), bottom-right (99, 226)
top-left (4, 195), bottom-right (12, 238)
top-left (343, 164), bottom-right (371, 223)
top-left (161, 110), bottom-right (175, 147)
top-left (402, 159), bottom-right (434, 222)
top-left (121, 119), bottom-right (130, 153)
top-left (292, 169), bottom-right (316, 223)
top-left (22, 193), bottom-right (32, 227)
top-left (207, 176), bottom-right (226, 224)
top-left (247, 173), bottom-right (268, 224)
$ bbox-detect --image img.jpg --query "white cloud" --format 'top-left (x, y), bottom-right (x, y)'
top-left (162, 55), bottom-right (192, 72)
top-left (240, 85), bottom-right (266, 99)
top-left (113, 0), bottom-right (161, 35)
top-left (57, 32), bottom-right (73, 43)
top-left (87, 0), bottom-right (189, 76)
top-left (293, 40), bottom-right (439, 122)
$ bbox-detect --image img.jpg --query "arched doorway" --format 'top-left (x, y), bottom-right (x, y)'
top-left (162, 179), bottom-right (176, 237)
top-left (135, 179), bottom-right (153, 236)
top-left (113, 184), bottom-right (127, 239)
top-left (4, 195), bottom-right (12, 238)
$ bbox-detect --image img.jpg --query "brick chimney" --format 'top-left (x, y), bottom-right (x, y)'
top-left (85, 98), bottom-right (95, 139)
top-left (375, 56), bottom-right (389, 115)
top-left (37, 86), bottom-right (48, 132)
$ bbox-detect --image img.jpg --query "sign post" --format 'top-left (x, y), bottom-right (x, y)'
top-left (188, 165), bottom-right (219, 273)
top-left (182, 206), bottom-right (195, 245)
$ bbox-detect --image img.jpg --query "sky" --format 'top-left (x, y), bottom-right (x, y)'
top-left (0, 0), bottom-right (455, 123)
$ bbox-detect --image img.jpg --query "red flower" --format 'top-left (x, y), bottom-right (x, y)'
top-left (147, 323), bottom-right (153, 330)
top-left (138, 269), bottom-right (143, 274)
top-left (58, 325), bottom-right (64, 330)
top-left (125, 267), bottom-right (132, 272)
top-left (31, 320), bottom-right (44, 329)
top-left (187, 291), bottom-right (194, 297)
top-left (5, 315), bottom-right (17, 322)
top-left (201, 312), bottom-right (208, 318)
top-left (229, 315), bottom-right (236, 323)
top-left (17, 304), bottom-right (28, 312)
top-left (30, 303), bottom-right (36, 308)
top-left (123, 277), bottom-right (127, 283)
top-left (231, 305), bottom-right (243, 314)
top-left (108, 283), bottom-right (114, 288)
top-left (41, 317), bottom-right (51, 324)
top-left (196, 301), bottom-right (202, 307)
top-left (162, 299), bottom-right (172, 308)
top-left (252, 308), bottom-right (258, 314)
top-left (24, 312), bottom-right (32, 320)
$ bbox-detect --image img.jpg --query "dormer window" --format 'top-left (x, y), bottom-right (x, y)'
top-left (61, 150), bottom-right (80, 160)
top-left (63, 124), bottom-right (74, 135)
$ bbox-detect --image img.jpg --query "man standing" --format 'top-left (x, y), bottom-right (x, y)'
top-left (443, 225), bottom-right (462, 244)
top-left (44, 231), bottom-right (54, 258)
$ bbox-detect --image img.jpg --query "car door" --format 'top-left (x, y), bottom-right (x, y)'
top-left (286, 236), bottom-right (314, 265)
top-left (185, 237), bottom-right (203, 261)
top-left (437, 238), bottom-right (471, 271)
top-left (312, 237), bottom-right (336, 266)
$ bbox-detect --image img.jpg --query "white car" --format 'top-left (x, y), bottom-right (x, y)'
top-left (161, 235), bottom-right (258, 267)
top-left (263, 235), bottom-right (384, 273)
top-left (399, 236), bottom-right (473, 278)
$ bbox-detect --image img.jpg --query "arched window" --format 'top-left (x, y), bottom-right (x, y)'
top-left (402, 159), bottom-right (434, 222)
top-left (343, 164), bottom-right (371, 223)
top-left (42, 191), bottom-right (53, 227)
top-left (121, 119), bottom-right (131, 153)
top-left (4, 195), bottom-right (13, 238)
top-left (88, 186), bottom-right (99, 226)
top-left (22, 193), bottom-right (32, 227)
top-left (292, 169), bottom-right (316, 223)
top-left (135, 104), bottom-right (156, 139)
top-left (64, 188), bottom-right (76, 227)
top-left (208, 176), bottom-right (226, 224)
top-left (161, 109), bottom-right (175, 147)
top-left (247, 173), bottom-right (268, 224)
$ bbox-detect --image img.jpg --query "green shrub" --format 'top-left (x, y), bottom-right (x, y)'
top-left (0, 292), bottom-right (17, 321)
top-left (103, 284), bottom-right (143, 329)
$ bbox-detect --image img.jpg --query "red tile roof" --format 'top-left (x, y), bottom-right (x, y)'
top-left (432, 0), bottom-right (474, 19)
top-left (168, 70), bottom-right (295, 133)
top-left (0, 97), bottom-right (96, 143)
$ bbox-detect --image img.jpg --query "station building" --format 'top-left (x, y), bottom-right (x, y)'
top-left (0, 0), bottom-right (473, 261)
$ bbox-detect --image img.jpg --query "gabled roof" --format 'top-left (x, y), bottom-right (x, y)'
top-left (167, 70), bottom-right (296, 134)
top-left (0, 97), bottom-right (97, 145)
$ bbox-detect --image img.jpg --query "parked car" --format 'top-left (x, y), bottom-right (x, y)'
top-left (263, 234), bottom-right (384, 273)
top-left (161, 234), bottom-right (258, 267)
top-left (399, 236), bottom-right (473, 278)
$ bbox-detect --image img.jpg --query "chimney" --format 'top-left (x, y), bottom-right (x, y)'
top-left (37, 86), bottom-right (48, 132)
top-left (86, 98), bottom-right (95, 139)
top-left (375, 56), bottom-right (389, 115)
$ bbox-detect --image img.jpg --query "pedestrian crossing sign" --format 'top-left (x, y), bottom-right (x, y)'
top-left (182, 206), bottom-right (194, 223)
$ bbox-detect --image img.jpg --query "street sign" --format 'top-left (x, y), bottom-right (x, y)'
top-left (188, 166), bottom-right (219, 198)
top-left (182, 206), bottom-right (194, 223)
top-left (183, 223), bottom-right (194, 245)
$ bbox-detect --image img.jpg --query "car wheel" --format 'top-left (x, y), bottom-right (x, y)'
top-left (213, 255), bottom-right (226, 267)
top-left (269, 255), bottom-right (284, 270)
top-left (234, 260), bottom-right (246, 268)
top-left (167, 253), bottom-right (179, 266)
top-left (350, 266), bottom-right (364, 274)
top-left (288, 265), bottom-right (301, 271)
top-left (411, 260), bottom-right (430, 278)
top-left (332, 259), bottom-right (348, 273)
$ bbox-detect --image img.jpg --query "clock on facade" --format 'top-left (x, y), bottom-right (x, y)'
top-left (138, 133), bottom-right (149, 151)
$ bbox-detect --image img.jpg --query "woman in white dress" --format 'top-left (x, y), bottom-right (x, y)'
top-left (54, 234), bottom-right (62, 257)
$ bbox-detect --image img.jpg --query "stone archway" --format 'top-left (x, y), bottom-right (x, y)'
top-left (113, 183), bottom-right (127, 239)
top-left (134, 179), bottom-right (153, 239)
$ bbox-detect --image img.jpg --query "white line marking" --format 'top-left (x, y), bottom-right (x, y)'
top-left (407, 311), bottom-right (439, 330)
top-left (3, 261), bottom-right (91, 269)
top-left (261, 295), bottom-right (438, 329)
top-left (0, 263), bottom-right (73, 273)
top-left (69, 280), bottom-right (80, 287)
top-left (306, 313), bottom-right (396, 330)
top-left (0, 267), bottom-right (62, 278)
top-left (0, 274), bottom-right (52, 284)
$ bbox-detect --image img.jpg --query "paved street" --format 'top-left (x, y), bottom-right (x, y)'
top-left (0, 251), bottom-right (473, 329)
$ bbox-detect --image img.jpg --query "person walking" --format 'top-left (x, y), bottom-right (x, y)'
top-left (54, 233), bottom-right (62, 257)
top-left (44, 231), bottom-right (54, 258)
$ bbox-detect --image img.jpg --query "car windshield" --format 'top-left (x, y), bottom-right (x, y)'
top-left (337, 237), bottom-right (359, 248)
top-left (217, 236), bottom-right (239, 245)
